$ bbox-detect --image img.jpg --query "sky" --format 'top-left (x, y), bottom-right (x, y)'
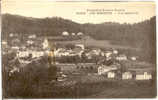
top-left (1, 0), bottom-right (156, 24)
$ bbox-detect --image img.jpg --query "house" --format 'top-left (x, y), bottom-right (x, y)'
top-left (54, 48), bottom-right (65, 57)
top-left (76, 63), bottom-right (97, 70)
top-left (72, 47), bottom-right (84, 57)
top-left (122, 72), bottom-right (132, 79)
top-left (75, 44), bottom-right (84, 50)
top-left (105, 51), bottom-right (112, 58)
top-left (18, 59), bottom-right (31, 64)
top-left (69, 51), bottom-right (78, 56)
top-left (27, 40), bottom-right (34, 45)
top-left (61, 51), bottom-right (70, 56)
top-left (17, 50), bottom-right (44, 58)
top-left (9, 33), bottom-right (19, 37)
top-left (86, 49), bottom-right (101, 57)
top-left (17, 51), bottom-right (30, 58)
top-left (2, 41), bottom-right (7, 45)
top-left (92, 49), bottom-right (101, 55)
top-left (28, 34), bottom-right (36, 39)
top-left (76, 50), bottom-right (84, 57)
top-left (31, 51), bottom-right (44, 58)
top-left (71, 33), bottom-right (76, 36)
top-left (131, 56), bottom-right (137, 61)
top-left (107, 72), bottom-right (115, 78)
top-left (62, 31), bottom-right (69, 36)
top-left (85, 51), bottom-right (93, 57)
top-left (77, 32), bottom-right (83, 36)
top-left (98, 65), bottom-right (117, 75)
top-left (42, 38), bottom-right (49, 49)
top-left (11, 46), bottom-right (19, 50)
top-left (2, 41), bottom-right (8, 49)
top-left (9, 33), bottom-right (14, 37)
top-left (100, 52), bottom-right (105, 56)
top-left (55, 50), bottom-right (70, 57)
top-left (113, 49), bottom-right (118, 54)
top-left (116, 54), bottom-right (127, 61)
top-left (54, 46), bottom-right (83, 57)
top-left (54, 48), bottom-right (62, 56)
top-left (136, 72), bottom-right (152, 80)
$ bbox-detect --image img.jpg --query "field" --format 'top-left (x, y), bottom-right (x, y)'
top-left (50, 36), bottom-right (140, 51)
top-left (31, 73), bottom-right (156, 98)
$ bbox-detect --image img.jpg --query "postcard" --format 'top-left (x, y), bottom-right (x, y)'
top-left (1, 0), bottom-right (156, 99)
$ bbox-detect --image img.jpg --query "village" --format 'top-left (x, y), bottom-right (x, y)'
top-left (1, 0), bottom-right (157, 97)
top-left (2, 31), bottom-right (154, 82)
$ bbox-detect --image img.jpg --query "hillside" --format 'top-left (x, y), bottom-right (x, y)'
top-left (2, 14), bottom-right (83, 37)
top-left (1, 14), bottom-right (156, 63)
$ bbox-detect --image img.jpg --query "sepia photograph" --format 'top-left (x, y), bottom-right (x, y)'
top-left (1, 0), bottom-right (157, 99)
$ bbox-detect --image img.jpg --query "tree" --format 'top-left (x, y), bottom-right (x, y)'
top-left (81, 52), bottom-right (87, 63)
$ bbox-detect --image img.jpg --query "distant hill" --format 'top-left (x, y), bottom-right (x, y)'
top-left (1, 14), bottom-right (156, 63)
top-left (2, 14), bottom-right (83, 37)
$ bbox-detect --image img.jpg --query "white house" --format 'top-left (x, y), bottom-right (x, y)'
top-left (77, 50), bottom-right (84, 57)
top-left (18, 58), bottom-right (31, 64)
top-left (122, 72), bottom-right (132, 79)
top-left (42, 38), bottom-right (49, 49)
top-left (54, 48), bottom-right (67, 57)
top-left (54, 48), bottom-right (62, 56)
top-left (55, 50), bottom-right (70, 57)
top-left (9, 33), bottom-right (14, 37)
top-left (136, 72), bottom-right (152, 80)
top-left (131, 56), bottom-right (137, 61)
top-left (105, 51), bottom-right (112, 58)
top-left (107, 72), bottom-right (115, 78)
top-left (61, 51), bottom-right (70, 56)
top-left (62, 31), bottom-right (69, 36)
top-left (31, 51), bottom-right (44, 58)
top-left (113, 49), bottom-right (118, 54)
top-left (17, 51), bottom-right (30, 58)
top-left (98, 65), bottom-right (117, 75)
top-left (17, 50), bottom-right (44, 58)
top-left (75, 44), bottom-right (85, 50)
top-left (116, 54), bottom-right (127, 61)
top-left (69, 52), bottom-right (78, 56)
top-left (100, 52), bottom-right (105, 56)
top-left (77, 32), bottom-right (83, 36)
top-left (71, 33), bottom-right (76, 36)
top-left (2, 41), bottom-right (7, 45)
top-left (27, 40), bottom-right (34, 45)
top-left (28, 34), bottom-right (36, 39)
top-left (12, 46), bottom-right (19, 50)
